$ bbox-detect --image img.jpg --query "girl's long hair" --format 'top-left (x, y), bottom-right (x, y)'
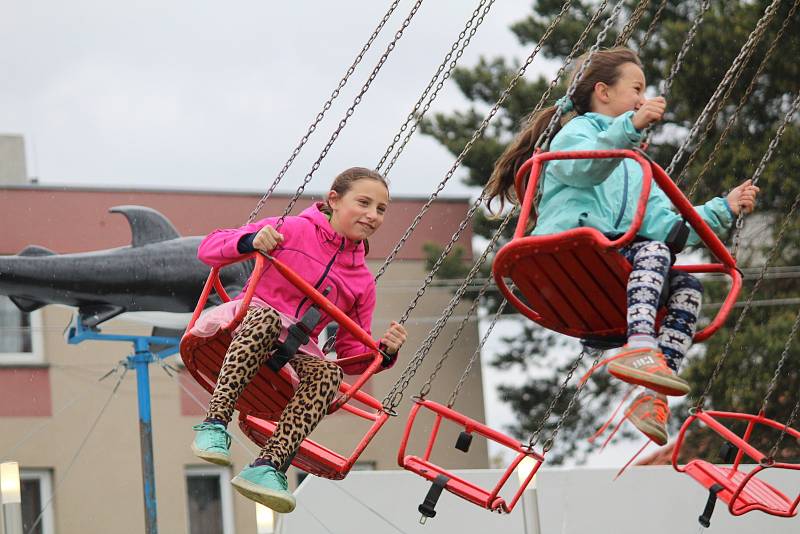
top-left (319, 167), bottom-right (389, 254)
top-left (485, 47), bottom-right (642, 213)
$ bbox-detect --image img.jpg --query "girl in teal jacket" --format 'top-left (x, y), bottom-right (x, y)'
top-left (486, 47), bottom-right (759, 445)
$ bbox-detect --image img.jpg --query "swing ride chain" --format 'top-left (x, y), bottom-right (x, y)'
top-left (769, 396), bottom-right (800, 461)
top-left (395, 2), bottom-right (612, 403)
top-left (373, 0), bottom-right (576, 284)
top-left (537, 0), bottom-right (626, 150)
top-left (616, 0), bottom-right (652, 46)
top-left (760, 306), bottom-right (800, 415)
top-left (383, 206), bottom-right (517, 411)
top-left (274, 0), bottom-right (427, 227)
top-left (245, 0), bottom-right (404, 224)
top-left (641, 0), bottom-right (668, 48)
top-left (667, 0), bottom-right (783, 179)
top-left (695, 189), bottom-right (800, 410)
top-left (684, 0), bottom-right (799, 203)
top-left (641, 0), bottom-right (712, 144)
top-left (382, 0), bottom-right (497, 175)
top-left (447, 300), bottom-right (508, 408)
top-left (674, 0), bottom-right (788, 190)
top-left (731, 90), bottom-right (800, 259)
top-left (376, 0), bottom-right (494, 173)
top-left (383, 0), bottom-right (617, 412)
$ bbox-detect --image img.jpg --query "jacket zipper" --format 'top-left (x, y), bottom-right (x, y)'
top-left (294, 236), bottom-right (345, 318)
top-left (613, 160), bottom-right (630, 229)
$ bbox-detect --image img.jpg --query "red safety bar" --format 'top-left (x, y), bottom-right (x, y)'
top-left (398, 398), bottom-right (544, 513)
top-left (180, 252), bottom-right (386, 420)
top-left (493, 149), bottom-right (742, 346)
top-left (239, 383), bottom-right (389, 480)
top-left (673, 409), bottom-right (800, 518)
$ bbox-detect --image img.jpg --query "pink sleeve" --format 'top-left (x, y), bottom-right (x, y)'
top-left (335, 280), bottom-right (386, 375)
top-left (196, 216), bottom-right (279, 268)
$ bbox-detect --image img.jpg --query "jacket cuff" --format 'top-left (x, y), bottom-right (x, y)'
top-left (620, 111), bottom-right (644, 144)
top-left (237, 233), bottom-right (257, 253)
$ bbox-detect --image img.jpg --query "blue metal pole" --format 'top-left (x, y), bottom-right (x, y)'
top-left (132, 339), bottom-right (158, 534)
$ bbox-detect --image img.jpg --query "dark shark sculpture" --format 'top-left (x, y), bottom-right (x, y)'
top-left (0, 205), bottom-right (250, 327)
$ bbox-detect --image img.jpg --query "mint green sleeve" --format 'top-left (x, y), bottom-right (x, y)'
top-left (548, 111), bottom-right (643, 188)
top-left (685, 196), bottom-right (735, 246)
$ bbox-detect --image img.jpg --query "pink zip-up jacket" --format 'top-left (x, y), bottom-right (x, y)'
top-left (197, 203), bottom-right (386, 375)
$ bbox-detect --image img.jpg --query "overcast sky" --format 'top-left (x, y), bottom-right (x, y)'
top-left (0, 0), bottom-right (557, 198)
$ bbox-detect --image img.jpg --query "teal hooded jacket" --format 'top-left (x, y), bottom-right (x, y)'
top-left (532, 111), bottom-right (734, 246)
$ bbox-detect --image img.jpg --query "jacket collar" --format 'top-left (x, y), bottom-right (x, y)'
top-left (299, 203), bottom-right (367, 262)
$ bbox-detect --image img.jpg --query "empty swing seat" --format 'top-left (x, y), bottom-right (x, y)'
top-left (493, 149), bottom-right (742, 347)
top-left (673, 410), bottom-right (800, 518)
top-left (398, 398), bottom-right (544, 513)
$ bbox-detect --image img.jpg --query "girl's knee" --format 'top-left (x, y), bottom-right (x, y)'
top-left (638, 241), bottom-right (671, 258)
top-left (672, 272), bottom-right (703, 294)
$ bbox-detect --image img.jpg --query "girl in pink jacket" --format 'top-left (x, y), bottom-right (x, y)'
top-left (191, 167), bottom-right (407, 513)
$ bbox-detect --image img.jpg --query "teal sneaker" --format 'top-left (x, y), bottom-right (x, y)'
top-left (231, 465), bottom-right (296, 513)
top-left (191, 422), bottom-right (232, 466)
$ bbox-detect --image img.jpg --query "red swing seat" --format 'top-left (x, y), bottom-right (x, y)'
top-left (239, 384), bottom-right (389, 480)
top-left (180, 252), bottom-right (388, 420)
top-left (492, 149), bottom-right (742, 347)
top-left (398, 398), bottom-right (544, 513)
top-left (672, 409), bottom-right (800, 518)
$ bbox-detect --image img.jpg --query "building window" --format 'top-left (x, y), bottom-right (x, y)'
top-left (0, 296), bottom-right (44, 365)
top-left (20, 469), bottom-right (55, 534)
top-left (185, 466), bottom-right (234, 534)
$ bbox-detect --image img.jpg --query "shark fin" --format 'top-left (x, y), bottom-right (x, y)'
top-left (18, 245), bottom-right (56, 257)
top-left (8, 295), bottom-right (47, 312)
top-left (109, 205), bottom-right (181, 247)
top-left (78, 304), bottom-right (126, 328)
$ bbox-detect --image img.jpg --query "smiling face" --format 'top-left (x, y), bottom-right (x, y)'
top-left (327, 177), bottom-right (390, 241)
top-left (593, 61), bottom-right (647, 117)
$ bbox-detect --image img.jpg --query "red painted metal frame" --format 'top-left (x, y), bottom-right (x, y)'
top-left (672, 409), bottom-right (800, 518)
top-left (180, 252), bottom-right (386, 420)
top-left (239, 383), bottom-right (389, 480)
top-left (398, 398), bottom-right (544, 513)
top-left (493, 149), bottom-right (742, 343)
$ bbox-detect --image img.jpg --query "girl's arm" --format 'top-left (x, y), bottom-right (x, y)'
top-left (548, 111), bottom-right (643, 188)
top-left (645, 191), bottom-right (734, 246)
top-left (197, 216), bottom-right (281, 267)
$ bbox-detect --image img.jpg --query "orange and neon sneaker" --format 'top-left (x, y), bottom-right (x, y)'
top-left (626, 390), bottom-right (669, 446)
top-left (607, 347), bottom-right (690, 397)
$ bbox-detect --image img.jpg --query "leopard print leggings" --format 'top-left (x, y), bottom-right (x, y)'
top-left (205, 306), bottom-right (343, 468)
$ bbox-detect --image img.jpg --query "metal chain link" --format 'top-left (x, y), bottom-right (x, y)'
top-left (382, 206), bottom-right (517, 411)
top-left (672, 0), bottom-right (780, 188)
top-left (760, 306), bottom-right (800, 415)
top-left (539, 350), bottom-right (603, 453)
top-left (407, 0), bottom-right (609, 403)
top-left (376, 0), bottom-right (494, 173)
top-left (684, 0), bottom-right (798, 202)
top-left (615, 0), bottom-right (652, 46)
top-left (372, 0), bottom-right (575, 284)
top-left (731, 91), bottom-right (800, 259)
top-left (269, 0), bottom-right (427, 229)
top-left (666, 0), bottom-right (783, 179)
top-left (382, 0), bottom-right (616, 410)
top-left (769, 396), bottom-right (800, 460)
top-left (245, 0), bottom-right (403, 224)
top-left (537, 0), bottom-right (626, 148)
top-left (447, 300), bottom-right (508, 408)
top-left (641, 0), bottom-right (712, 143)
top-left (696, 189), bottom-right (800, 409)
top-left (641, 0), bottom-right (668, 48)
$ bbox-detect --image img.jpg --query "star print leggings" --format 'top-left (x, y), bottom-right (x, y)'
top-left (619, 240), bottom-right (704, 372)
